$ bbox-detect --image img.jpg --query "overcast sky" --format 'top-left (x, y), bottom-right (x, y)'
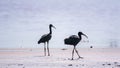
top-left (0, 0), bottom-right (120, 48)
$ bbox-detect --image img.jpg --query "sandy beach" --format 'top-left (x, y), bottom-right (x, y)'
top-left (0, 48), bottom-right (120, 68)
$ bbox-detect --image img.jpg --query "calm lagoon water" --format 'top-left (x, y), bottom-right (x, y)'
top-left (0, 0), bottom-right (120, 48)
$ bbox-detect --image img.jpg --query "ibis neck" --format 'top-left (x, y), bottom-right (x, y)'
top-left (78, 35), bottom-right (82, 39)
top-left (49, 26), bottom-right (52, 34)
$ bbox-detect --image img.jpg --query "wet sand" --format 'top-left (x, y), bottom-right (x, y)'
top-left (0, 48), bottom-right (120, 68)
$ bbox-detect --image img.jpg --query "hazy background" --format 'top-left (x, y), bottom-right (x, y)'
top-left (0, 0), bottom-right (120, 48)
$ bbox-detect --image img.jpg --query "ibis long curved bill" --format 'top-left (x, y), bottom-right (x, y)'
top-left (52, 25), bottom-right (56, 29)
top-left (82, 33), bottom-right (88, 38)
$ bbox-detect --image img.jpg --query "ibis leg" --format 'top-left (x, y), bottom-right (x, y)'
top-left (72, 46), bottom-right (75, 60)
top-left (47, 41), bottom-right (50, 56)
top-left (44, 43), bottom-right (46, 56)
top-left (75, 47), bottom-right (83, 59)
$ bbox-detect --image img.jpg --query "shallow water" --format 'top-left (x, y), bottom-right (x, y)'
top-left (0, 0), bottom-right (120, 48)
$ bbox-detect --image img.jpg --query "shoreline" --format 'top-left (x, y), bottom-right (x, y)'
top-left (0, 48), bottom-right (120, 68)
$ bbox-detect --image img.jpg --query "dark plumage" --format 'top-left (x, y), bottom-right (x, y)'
top-left (64, 32), bottom-right (88, 60)
top-left (38, 24), bottom-right (56, 56)
top-left (38, 34), bottom-right (51, 44)
top-left (64, 35), bottom-right (80, 46)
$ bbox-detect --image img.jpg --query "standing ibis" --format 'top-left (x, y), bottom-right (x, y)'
top-left (64, 32), bottom-right (88, 60)
top-left (38, 24), bottom-right (56, 56)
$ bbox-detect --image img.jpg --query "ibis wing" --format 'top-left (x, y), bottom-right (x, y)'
top-left (69, 35), bottom-right (78, 39)
top-left (64, 35), bottom-right (80, 45)
top-left (38, 34), bottom-right (51, 44)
